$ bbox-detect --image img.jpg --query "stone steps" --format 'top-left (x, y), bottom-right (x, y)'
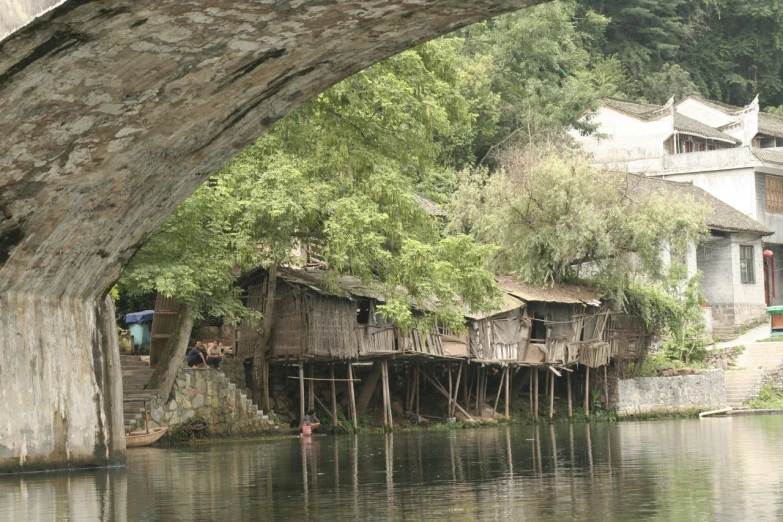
top-left (723, 343), bottom-right (783, 406)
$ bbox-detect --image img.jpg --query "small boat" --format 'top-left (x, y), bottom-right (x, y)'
top-left (126, 427), bottom-right (168, 448)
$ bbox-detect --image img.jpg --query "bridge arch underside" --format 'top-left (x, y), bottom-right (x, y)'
top-left (0, 0), bottom-right (538, 471)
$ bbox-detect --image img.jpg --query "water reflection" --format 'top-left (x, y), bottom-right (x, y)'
top-left (2, 417), bottom-right (783, 521)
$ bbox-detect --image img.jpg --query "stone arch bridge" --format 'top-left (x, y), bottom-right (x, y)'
top-left (0, 0), bottom-right (541, 472)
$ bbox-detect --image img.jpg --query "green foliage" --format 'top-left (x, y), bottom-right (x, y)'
top-left (448, 143), bottom-right (708, 299)
top-left (747, 383), bottom-right (783, 409)
top-left (626, 270), bottom-right (710, 364)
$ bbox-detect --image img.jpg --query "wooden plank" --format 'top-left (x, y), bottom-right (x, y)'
top-left (347, 363), bottom-right (358, 432)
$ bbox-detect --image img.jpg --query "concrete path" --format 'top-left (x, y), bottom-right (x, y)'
top-left (724, 342), bottom-right (783, 407)
top-left (715, 323), bottom-right (771, 350)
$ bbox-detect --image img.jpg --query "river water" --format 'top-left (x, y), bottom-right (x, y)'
top-left (2, 416), bottom-right (783, 521)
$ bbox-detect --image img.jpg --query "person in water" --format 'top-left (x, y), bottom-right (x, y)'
top-left (187, 341), bottom-right (208, 368)
top-left (299, 409), bottom-right (321, 433)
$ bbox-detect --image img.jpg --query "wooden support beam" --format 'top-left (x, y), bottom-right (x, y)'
top-left (299, 364), bottom-right (305, 422)
top-left (330, 365), bottom-right (339, 428)
top-left (505, 365), bottom-right (511, 419)
top-left (447, 363), bottom-right (453, 418)
top-left (494, 366), bottom-right (506, 413)
top-left (381, 360), bottom-right (389, 429)
top-left (419, 368), bottom-right (474, 421)
top-left (452, 361), bottom-right (463, 419)
top-left (584, 367), bottom-right (590, 420)
top-left (534, 368), bottom-right (539, 419)
top-left (262, 360), bottom-right (271, 413)
top-left (308, 365), bottom-right (315, 412)
top-left (463, 363), bottom-right (469, 412)
top-left (415, 364), bottom-right (420, 415)
top-left (549, 368), bottom-right (555, 420)
top-left (567, 371), bottom-right (573, 419)
top-left (529, 367), bottom-right (534, 417)
top-left (604, 365), bottom-right (610, 410)
top-left (385, 360), bottom-right (393, 429)
top-left (287, 377), bottom-right (361, 382)
top-left (314, 394), bottom-right (335, 423)
top-left (347, 363), bottom-right (358, 432)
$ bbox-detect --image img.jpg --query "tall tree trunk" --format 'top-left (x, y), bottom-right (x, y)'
top-left (253, 265), bottom-right (277, 408)
top-left (148, 303), bottom-right (194, 402)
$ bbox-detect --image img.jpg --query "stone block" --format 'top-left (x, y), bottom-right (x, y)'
top-left (193, 395), bottom-right (204, 409)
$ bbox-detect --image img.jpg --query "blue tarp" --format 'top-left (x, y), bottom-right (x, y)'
top-left (124, 310), bottom-right (154, 324)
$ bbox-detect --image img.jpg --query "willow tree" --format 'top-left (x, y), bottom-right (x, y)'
top-left (448, 144), bottom-right (709, 301)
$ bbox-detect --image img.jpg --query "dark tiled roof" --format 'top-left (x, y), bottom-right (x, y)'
top-left (602, 98), bottom-right (664, 119)
top-left (759, 113), bottom-right (783, 139)
top-left (673, 113), bottom-right (740, 143)
top-left (753, 149), bottom-right (783, 166)
top-left (496, 276), bottom-right (601, 305)
top-left (625, 175), bottom-right (773, 236)
top-left (413, 194), bottom-right (447, 217)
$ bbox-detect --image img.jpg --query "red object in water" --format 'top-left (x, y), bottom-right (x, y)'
top-left (301, 424), bottom-right (312, 436)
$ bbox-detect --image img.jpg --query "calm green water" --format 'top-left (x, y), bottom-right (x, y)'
top-left (2, 417), bottom-right (783, 521)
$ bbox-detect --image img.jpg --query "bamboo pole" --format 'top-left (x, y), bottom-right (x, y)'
top-left (549, 368), bottom-right (555, 420)
top-left (415, 364), bottom-right (420, 415)
top-left (381, 360), bottom-right (390, 430)
top-left (505, 365), bottom-right (511, 419)
top-left (385, 361), bottom-right (394, 428)
top-left (308, 365), bottom-right (315, 411)
top-left (263, 360), bottom-right (270, 413)
top-left (299, 364), bottom-right (305, 422)
top-left (452, 361), bottom-right (463, 419)
top-left (529, 367), bottom-right (534, 416)
top-left (566, 371), bottom-right (573, 418)
top-left (330, 364), bottom-right (339, 428)
top-left (463, 363), bottom-right (469, 412)
top-left (448, 363), bottom-right (454, 418)
top-left (477, 367), bottom-right (484, 417)
top-left (604, 365), bottom-right (610, 410)
top-left (584, 367), bottom-right (590, 420)
top-left (494, 366), bottom-right (506, 413)
top-left (347, 363), bottom-right (358, 432)
top-left (534, 368), bottom-right (539, 418)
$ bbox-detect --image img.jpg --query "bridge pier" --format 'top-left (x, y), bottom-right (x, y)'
top-left (0, 292), bottom-right (124, 473)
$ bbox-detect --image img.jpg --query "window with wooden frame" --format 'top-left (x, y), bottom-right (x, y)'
top-left (740, 245), bottom-right (755, 284)
top-left (766, 175), bottom-right (783, 214)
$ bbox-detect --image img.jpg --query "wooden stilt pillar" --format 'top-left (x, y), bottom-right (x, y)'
top-left (505, 366), bottom-right (511, 419)
top-left (308, 365), bottom-right (315, 411)
top-left (263, 360), bottom-right (271, 413)
top-left (299, 364), bottom-right (305, 422)
top-left (567, 371), bottom-right (573, 419)
top-left (463, 363), bottom-right (469, 412)
top-left (494, 366), bottom-right (506, 412)
top-left (529, 367), bottom-right (534, 416)
top-left (347, 363), bottom-right (358, 432)
top-left (584, 367), bottom-right (590, 420)
top-left (534, 368), bottom-right (539, 419)
top-left (549, 369), bottom-right (555, 420)
top-left (452, 361), bottom-right (463, 419)
top-left (415, 364), bottom-right (420, 416)
top-left (381, 360), bottom-right (389, 429)
top-left (604, 365), bottom-right (610, 410)
top-left (477, 367), bottom-right (484, 417)
top-left (385, 361), bottom-right (394, 428)
top-left (448, 363), bottom-right (453, 418)
top-left (330, 364), bottom-right (339, 429)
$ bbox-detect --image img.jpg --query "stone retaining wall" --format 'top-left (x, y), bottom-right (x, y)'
top-left (147, 366), bottom-right (278, 436)
top-left (612, 370), bottom-right (726, 417)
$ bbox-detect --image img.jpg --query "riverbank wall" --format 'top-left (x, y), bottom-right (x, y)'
top-left (612, 370), bottom-right (726, 417)
top-left (145, 366), bottom-right (279, 436)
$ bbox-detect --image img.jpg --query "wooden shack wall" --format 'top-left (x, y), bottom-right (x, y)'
top-left (304, 293), bottom-right (359, 359)
top-left (271, 282), bottom-right (309, 357)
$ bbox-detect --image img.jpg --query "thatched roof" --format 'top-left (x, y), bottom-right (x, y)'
top-left (496, 276), bottom-right (601, 306)
top-left (413, 194), bottom-right (447, 217)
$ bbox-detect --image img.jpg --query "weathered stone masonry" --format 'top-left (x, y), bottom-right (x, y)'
top-left (612, 370), bottom-right (726, 417)
top-left (0, 0), bottom-right (542, 471)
